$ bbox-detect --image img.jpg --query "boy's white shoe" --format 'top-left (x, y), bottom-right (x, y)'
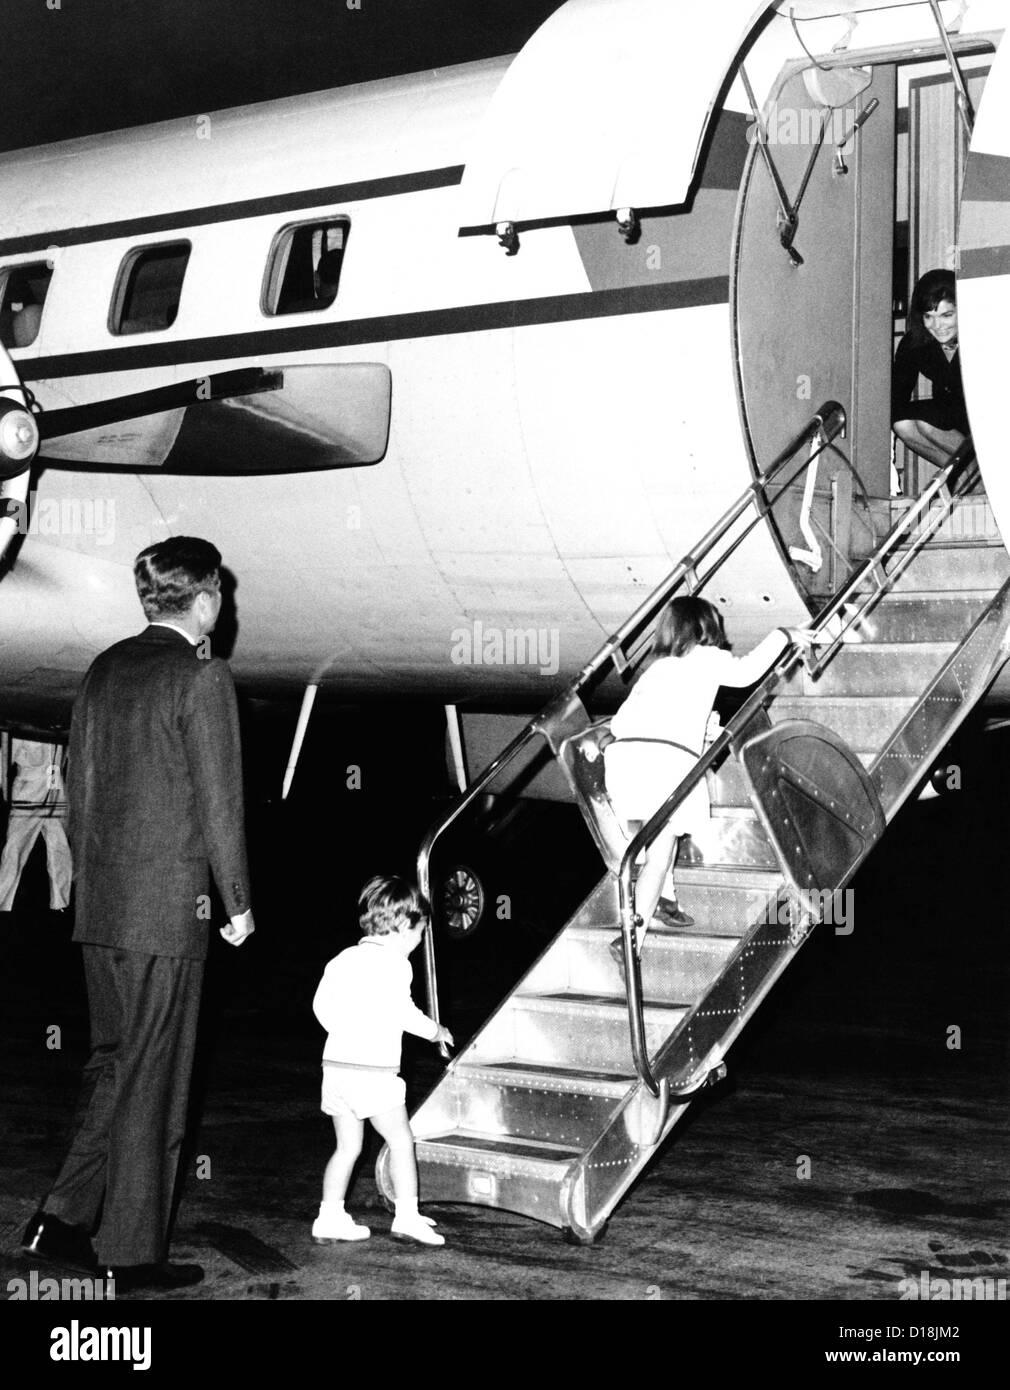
top-left (311, 1211), bottom-right (370, 1243)
top-left (391, 1212), bottom-right (445, 1246)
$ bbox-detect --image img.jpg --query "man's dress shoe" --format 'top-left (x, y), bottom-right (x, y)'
top-left (106, 1262), bottom-right (204, 1293)
top-left (22, 1211), bottom-right (98, 1273)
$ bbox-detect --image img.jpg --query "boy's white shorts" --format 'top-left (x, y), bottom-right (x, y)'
top-left (322, 1064), bottom-right (406, 1120)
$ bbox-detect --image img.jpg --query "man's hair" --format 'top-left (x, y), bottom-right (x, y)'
top-left (134, 537), bottom-right (222, 620)
top-left (358, 874), bottom-right (429, 937)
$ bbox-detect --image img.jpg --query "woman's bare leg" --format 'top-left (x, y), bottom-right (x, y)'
top-left (894, 419), bottom-right (965, 470)
top-left (634, 826), bottom-right (680, 952)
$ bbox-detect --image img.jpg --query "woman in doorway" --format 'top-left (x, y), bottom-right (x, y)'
top-left (891, 268), bottom-right (970, 474)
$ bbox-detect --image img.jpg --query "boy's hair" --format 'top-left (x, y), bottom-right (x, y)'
top-left (652, 595), bottom-right (730, 660)
top-left (358, 874), bottom-right (430, 937)
top-left (134, 536), bottom-right (222, 621)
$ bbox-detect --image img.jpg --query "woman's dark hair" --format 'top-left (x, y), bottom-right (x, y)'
top-left (652, 596), bottom-right (730, 660)
top-left (133, 536), bottom-right (222, 620)
top-left (908, 268), bottom-right (957, 344)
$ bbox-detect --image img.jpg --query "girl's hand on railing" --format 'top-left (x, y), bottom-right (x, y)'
top-left (435, 1024), bottom-right (454, 1049)
top-left (786, 627), bottom-right (819, 651)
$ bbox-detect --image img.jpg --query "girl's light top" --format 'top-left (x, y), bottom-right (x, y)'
top-left (610, 629), bottom-right (789, 753)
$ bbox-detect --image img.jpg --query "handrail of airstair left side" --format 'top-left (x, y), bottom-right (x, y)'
top-left (417, 401), bottom-right (848, 1053)
top-left (616, 439), bottom-right (979, 1097)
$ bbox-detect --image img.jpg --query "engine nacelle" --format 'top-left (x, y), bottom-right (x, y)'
top-left (0, 398), bottom-right (39, 480)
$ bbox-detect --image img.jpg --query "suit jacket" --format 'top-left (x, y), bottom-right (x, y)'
top-left (67, 624), bottom-right (250, 961)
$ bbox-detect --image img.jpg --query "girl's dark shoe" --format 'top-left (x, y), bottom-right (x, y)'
top-left (653, 898), bottom-right (694, 928)
top-left (610, 936), bottom-right (642, 981)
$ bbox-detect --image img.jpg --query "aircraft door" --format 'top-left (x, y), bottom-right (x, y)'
top-left (732, 62), bottom-right (896, 601)
top-left (958, 30), bottom-right (1010, 547)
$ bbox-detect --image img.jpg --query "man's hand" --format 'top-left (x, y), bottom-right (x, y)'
top-left (220, 909), bottom-right (255, 947)
top-left (435, 1024), bottom-right (454, 1049)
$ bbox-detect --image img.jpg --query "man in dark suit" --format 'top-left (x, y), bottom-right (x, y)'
top-left (23, 536), bottom-right (254, 1292)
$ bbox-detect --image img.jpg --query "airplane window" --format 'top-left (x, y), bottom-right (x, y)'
top-left (0, 262), bottom-right (53, 348)
top-left (263, 220), bottom-right (348, 316)
top-left (110, 242), bottom-right (191, 336)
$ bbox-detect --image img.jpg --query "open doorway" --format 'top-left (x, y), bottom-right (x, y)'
top-left (732, 37), bottom-right (998, 606)
top-left (892, 56), bottom-right (990, 501)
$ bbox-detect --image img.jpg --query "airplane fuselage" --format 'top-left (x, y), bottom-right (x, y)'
top-left (1, 0), bottom-right (1008, 727)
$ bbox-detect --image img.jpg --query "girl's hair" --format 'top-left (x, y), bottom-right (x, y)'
top-left (908, 268), bottom-right (956, 345)
top-left (652, 595), bottom-right (730, 660)
top-left (358, 874), bottom-right (430, 937)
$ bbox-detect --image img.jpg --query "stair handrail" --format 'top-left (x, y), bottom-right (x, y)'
top-left (803, 437), bottom-right (977, 674)
top-left (417, 401), bottom-right (847, 1045)
top-left (583, 400), bottom-right (848, 680)
top-left (617, 437), bottom-right (979, 1096)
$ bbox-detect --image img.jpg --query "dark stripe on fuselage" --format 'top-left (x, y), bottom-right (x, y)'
top-left (21, 276), bottom-right (730, 381)
top-left (0, 166), bottom-right (466, 257)
top-left (960, 245), bottom-right (1010, 279)
top-left (3, 102), bottom-right (750, 261)
top-left (961, 152), bottom-right (1010, 205)
top-left (696, 110), bottom-right (751, 192)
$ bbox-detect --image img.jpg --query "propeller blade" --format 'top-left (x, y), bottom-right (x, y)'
top-left (36, 367), bottom-right (283, 441)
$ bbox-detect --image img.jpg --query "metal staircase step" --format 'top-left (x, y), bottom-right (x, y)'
top-left (420, 1131), bottom-right (582, 1163)
top-left (456, 1059), bottom-right (636, 1093)
top-left (469, 991), bottom-right (687, 1072)
top-left (689, 811), bottom-right (780, 870)
top-left (864, 593), bottom-right (992, 643)
top-left (566, 862), bottom-right (781, 925)
top-left (891, 496), bottom-right (1000, 545)
top-left (518, 990), bottom-right (688, 1013)
top-left (888, 544), bottom-right (1010, 592)
top-left (673, 865), bottom-right (782, 925)
top-left (412, 1131), bottom-right (580, 1221)
top-left (569, 878), bottom-right (621, 930)
top-left (798, 642), bottom-right (955, 697)
top-left (707, 756), bottom-right (755, 808)
top-left (446, 1060), bottom-right (635, 1146)
top-left (771, 694), bottom-right (916, 748)
top-left (673, 865), bottom-right (783, 889)
top-left (523, 923), bottom-right (740, 1003)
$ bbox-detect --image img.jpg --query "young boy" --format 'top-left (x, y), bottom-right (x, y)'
top-left (311, 875), bottom-right (453, 1247)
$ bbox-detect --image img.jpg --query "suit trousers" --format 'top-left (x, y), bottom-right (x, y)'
top-left (45, 943), bottom-right (204, 1266)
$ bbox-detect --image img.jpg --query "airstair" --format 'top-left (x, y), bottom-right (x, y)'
top-left (376, 405), bottom-right (1010, 1241)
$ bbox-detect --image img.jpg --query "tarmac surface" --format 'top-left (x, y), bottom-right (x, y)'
top-left (1, 731), bottom-right (1007, 1309)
